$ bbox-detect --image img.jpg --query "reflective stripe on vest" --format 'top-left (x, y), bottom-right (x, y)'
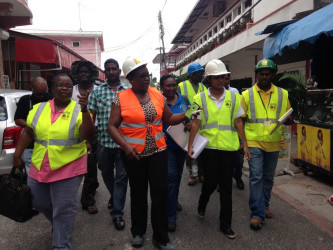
top-left (120, 119), bottom-right (162, 129)
top-left (246, 87), bottom-right (283, 123)
top-left (31, 102), bottom-right (82, 146)
top-left (123, 135), bottom-right (145, 145)
top-left (199, 91), bottom-right (236, 132)
top-left (182, 81), bottom-right (204, 99)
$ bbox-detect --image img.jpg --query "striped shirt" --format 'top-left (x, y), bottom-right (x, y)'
top-left (88, 82), bottom-right (128, 148)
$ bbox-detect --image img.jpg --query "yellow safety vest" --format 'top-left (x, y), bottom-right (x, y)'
top-left (27, 100), bottom-right (86, 170)
top-left (194, 90), bottom-right (241, 151)
top-left (242, 85), bottom-right (288, 142)
top-left (179, 80), bottom-right (206, 103)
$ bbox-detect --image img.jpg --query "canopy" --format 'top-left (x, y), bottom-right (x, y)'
top-left (263, 3), bottom-right (333, 64)
top-left (15, 38), bottom-right (105, 80)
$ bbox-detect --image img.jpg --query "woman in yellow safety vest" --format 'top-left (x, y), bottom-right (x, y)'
top-left (14, 74), bottom-right (96, 249)
top-left (188, 59), bottom-right (250, 240)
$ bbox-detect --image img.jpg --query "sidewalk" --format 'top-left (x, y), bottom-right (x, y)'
top-left (243, 154), bottom-right (333, 238)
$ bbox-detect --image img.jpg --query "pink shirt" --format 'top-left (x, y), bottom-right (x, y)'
top-left (29, 99), bottom-right (87, 183)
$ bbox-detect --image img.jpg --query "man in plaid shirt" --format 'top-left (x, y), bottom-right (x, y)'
top-left (88, 58), bottom-right (128, 231)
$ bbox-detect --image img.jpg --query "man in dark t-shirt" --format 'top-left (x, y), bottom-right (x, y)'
top-left (14, 77), bottom-right (53, 174)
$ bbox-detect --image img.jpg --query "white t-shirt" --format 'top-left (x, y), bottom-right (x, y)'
top-left (227, 86), bottom-right (239, 94)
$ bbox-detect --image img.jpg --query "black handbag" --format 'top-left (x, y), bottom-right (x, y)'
top-left (0, 166), bottom-right (33, 222)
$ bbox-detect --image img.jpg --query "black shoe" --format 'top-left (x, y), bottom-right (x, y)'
top-left (168, 221), bottom-right (176, 232)
top-left (198, 207), bottom-right (205, 219)
top-left (152, 239), bottom-right (175, 250)
top-left (32, 208), bottom-right (39, 216)
top-left (113, 217), bottom-right (125, 230)
top-left (221, 228), bottom-right (236, 239)
top-left (131, 235), bottom-right (144, 248)
top-left (176, 201), bottom-right (182, 212)
top-left (235, 177), bottom-right (244, 190)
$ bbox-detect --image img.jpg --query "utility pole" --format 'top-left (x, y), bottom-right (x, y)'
top-left (158, 11), bottom-right (167, 76)
top-left (78, 2), bottom-right (83, 31)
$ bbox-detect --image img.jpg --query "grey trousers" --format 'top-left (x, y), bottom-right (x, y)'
top-left (28, 175), bottom-right (83, 250)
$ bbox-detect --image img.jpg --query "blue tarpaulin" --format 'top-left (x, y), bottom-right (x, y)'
top-left (263, 3), bottom-right (333, 63)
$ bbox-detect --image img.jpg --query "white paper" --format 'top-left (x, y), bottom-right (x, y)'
top-left (166, 124), bottom-right (209, 159)
top-left (269, 108), bottom-right (293, 135)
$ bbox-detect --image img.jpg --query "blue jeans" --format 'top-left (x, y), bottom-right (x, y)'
top-left (97, 145), bottom-right (128, 218)
top-left (28, 175), bottom-right (83, 250)
top-left (167, 148), bottom-right (186, 223)
top-left (22, 148), bottom-right (33, 175)
top-left (248, 147), bottom-right (279, 221)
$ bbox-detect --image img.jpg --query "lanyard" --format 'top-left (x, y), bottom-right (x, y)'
top-left (258, 92), bottom-right (272, 119)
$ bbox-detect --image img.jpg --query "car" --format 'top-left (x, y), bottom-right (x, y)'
top-left (0, 89), bottom-right (31, 175)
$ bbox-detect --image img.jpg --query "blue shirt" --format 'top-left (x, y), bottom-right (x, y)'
top-left (163, 92), bottom-right (190, 149)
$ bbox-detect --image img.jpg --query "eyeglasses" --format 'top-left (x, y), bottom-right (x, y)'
top-left (32, 89), bottom-right (48, 96)
top-left (55, 83), bottom-right (73, 89)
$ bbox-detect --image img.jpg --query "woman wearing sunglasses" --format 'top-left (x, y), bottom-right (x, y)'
top-left (187, 59), bottom-right (251, 240)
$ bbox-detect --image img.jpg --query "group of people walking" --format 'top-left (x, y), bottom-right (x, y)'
top-left (13, 56), bottom-right (291, 250)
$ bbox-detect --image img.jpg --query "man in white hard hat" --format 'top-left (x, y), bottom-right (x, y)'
top-left (88, 58), bottom-right (128, 231)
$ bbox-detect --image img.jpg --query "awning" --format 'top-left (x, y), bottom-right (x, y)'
top-left (262, 3), bottom-right (333, 64)
top-left (15, 38), bottom-right (105, 80)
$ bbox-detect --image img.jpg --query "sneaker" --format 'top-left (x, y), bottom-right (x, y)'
top-left (250, 218), bottom-right (262, 230)
top-left (152, 239), bottom-right (175, 250)
top-left (265, 208), bottom-right (273, 218)
top-left (131, 235), bottom-right (144, 248)
top-left (188, 177), bottom-right (196, 186)
top-left (327, 195), bottom-right (333, 206)
top-left (221, 228), bottom-right (236, 239)
top-left (198, 207), bottom-right (205, 219)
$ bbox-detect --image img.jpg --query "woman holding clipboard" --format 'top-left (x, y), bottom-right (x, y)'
top-left (188, 59), bottom-right (250, 239)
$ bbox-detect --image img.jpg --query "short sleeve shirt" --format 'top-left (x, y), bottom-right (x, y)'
top-left (88, 82), bottom-right (128, 148)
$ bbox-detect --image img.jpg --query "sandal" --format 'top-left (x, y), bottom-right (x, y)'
top-left (83, 205), bottom-right (98, 214)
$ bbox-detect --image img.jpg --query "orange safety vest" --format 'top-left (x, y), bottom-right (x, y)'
top-left (118, 87), bottom-right (166, 153)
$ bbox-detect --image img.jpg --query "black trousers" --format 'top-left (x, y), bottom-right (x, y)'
top-left (80, 133), bottom-right (99, 207)
top-left (198, 149), bottom-right (236, 230)
top-left (121, 149), bottom-right (169, 244)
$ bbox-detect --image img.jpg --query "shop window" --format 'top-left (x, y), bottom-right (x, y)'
top-left (72, 41), bottom-right (80, 47)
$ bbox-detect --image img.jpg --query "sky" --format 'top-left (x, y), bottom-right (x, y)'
top-left (16, 0), bottom-right (198, 79)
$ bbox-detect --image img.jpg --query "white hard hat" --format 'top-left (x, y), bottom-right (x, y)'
top-left (122, 57), bottom-right (147, 78)
top-left (205, 59), bottom-right (230, 76)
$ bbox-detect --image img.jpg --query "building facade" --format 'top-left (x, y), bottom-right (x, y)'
top-left (162, 0), bottom-right (332, 89)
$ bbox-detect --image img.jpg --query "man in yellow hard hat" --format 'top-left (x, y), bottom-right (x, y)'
top-left (241, 58), bottom-right (291, 230)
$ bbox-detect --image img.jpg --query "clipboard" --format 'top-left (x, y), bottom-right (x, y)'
top-left (269, 108), bottom-right (293, 135)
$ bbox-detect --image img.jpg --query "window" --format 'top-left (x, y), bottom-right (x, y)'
top-left (220, 20), bottom-right (224, 28)
top-left (208, 31), bottom-right (212, 38)
top-left (72, 41), bottom-right (80, 47)
top-left (226, 14), bottom-right (232, 23)
top-left (200, 38), bottom-right (203, 44)
top-left (204, 35), bottom-right (207, 41)
top-left (245, 0), bottom-right (252, 8)
top-left (213, 26), bottom-right (217, 34)
top-left (237, 6), bottom-right (241, 15)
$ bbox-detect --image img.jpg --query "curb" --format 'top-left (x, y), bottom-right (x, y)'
top-left (272, 186), bottom-right (333, 238)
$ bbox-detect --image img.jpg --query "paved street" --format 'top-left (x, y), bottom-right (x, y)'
top-left (1, 165), bottom-right (333, 250)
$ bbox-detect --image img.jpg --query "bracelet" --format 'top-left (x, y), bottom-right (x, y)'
top-left (81, 108), bottom-right (88, 113)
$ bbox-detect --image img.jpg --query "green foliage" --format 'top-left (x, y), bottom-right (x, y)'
top-left (278, 72), bottom-right (307, 121)
top-left (171, 68), bottom-right (188, 84)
